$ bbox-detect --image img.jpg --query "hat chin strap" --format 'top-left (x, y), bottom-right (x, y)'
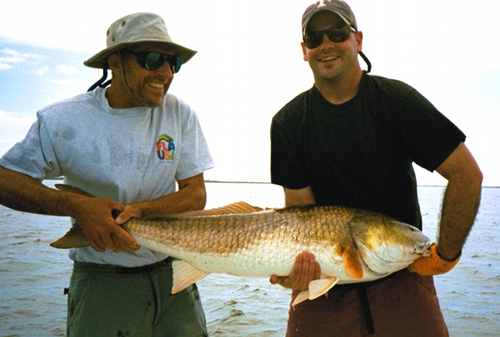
top-left (117, 50), bottom-right (145, 106)
top-left (118, 50), bottom-right (151, 108)
top-left (87, 68), bottom-right (111, 92)
top-left (86, 51), bottom-right (143, 106)
top-left (87, 51), bottom-right (148, 107)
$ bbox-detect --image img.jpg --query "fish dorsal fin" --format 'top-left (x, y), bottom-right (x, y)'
top-left (171, 260), bottom-right (210, 294)
top-left (179, 202), bottom-right (263, 217)
top-left (292, 277), bottom-right (339, 306)
top-left (343, 245), bottom-right (364, 279)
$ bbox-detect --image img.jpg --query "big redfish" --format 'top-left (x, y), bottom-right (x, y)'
top-left (51, 185), bottom-right (431, 305)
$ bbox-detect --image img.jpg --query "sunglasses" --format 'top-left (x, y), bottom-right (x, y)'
top-left (303, 26), bottom-right (355, 49)
top-left (125, 51), bottom-right (182, 73)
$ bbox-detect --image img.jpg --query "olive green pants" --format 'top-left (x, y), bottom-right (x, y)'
top-left (67, 258), bottom-right (208, 337)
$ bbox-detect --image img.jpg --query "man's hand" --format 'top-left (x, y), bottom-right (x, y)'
top-left (270, 251), bottom-right (321, 291)
top-left (74, 198), bottom-right (139, 253)
top-left (408, 243), bottom-right (461, 276)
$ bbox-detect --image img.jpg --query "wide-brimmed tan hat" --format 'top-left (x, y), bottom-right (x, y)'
top-left (84, 12), bottom-right (197, 69)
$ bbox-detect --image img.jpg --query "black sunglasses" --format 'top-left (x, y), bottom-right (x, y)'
top-left (125, 51), bottom-right (182, 73)
top-left (303, 26), bottom-right (355, 49)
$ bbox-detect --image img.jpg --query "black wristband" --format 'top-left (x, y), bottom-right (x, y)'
top-left (436, 248), bottom-right (461, 262)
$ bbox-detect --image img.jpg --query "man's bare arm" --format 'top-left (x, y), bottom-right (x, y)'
top-left (0, 166), bottom-right (80, 216)
top-left (408, 142), bottom-right (482, 275)
top-left (0, 165), bottom-right (136, 252)
top-left (115, 173), bottom-right (207, 223)
top-left (435, 142), bottom-right (482, 260)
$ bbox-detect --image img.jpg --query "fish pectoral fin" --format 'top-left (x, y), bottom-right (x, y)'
top-left (343, 245), bottom-right (364, 279)
top-left (171, 260), bottom-right (210, 294)
top-left (292, 277), bottom-right (338, 306)
top-left (308, 278), bottom-right (339, 300)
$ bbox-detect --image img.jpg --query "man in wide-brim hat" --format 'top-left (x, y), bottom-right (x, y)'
top-left (0, 12), bottom-right (214, 336)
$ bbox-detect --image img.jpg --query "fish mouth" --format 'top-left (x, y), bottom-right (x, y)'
top-left (415, 241), bottom-right (433, 256)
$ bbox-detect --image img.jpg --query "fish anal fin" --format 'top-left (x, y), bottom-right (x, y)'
top-left (171, 260), bottom-right (210, 294)
top-left (343, 245), bottom-right (364, 279)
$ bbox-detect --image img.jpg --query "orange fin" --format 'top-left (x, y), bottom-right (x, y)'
top-left (343, 245), bottom-right (364, 279)
top-left (171, 260), bottom-right (210, 294)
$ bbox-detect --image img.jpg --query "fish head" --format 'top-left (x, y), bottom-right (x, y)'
top-left (349, 213), bottom-right (432, 275)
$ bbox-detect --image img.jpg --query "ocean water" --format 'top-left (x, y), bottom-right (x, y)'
top-left (0, 181), bottom-right (498, 337)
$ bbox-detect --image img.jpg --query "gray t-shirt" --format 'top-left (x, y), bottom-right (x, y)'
top-left (0, 88), bottom-right (214, 266)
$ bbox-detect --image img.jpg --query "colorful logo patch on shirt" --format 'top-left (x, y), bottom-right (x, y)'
top-left (156, 134), bottom-right (175, 162)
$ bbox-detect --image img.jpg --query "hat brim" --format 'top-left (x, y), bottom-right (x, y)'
top-left (84, 40), bottom-right (197, 69)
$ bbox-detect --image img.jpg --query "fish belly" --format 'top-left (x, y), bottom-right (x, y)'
top-left (137, 233), bottom-right (359, 282)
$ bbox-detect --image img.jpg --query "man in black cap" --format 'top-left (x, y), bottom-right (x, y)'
top-left (0, 12), bottom-right (213, 336)
top-left (270, 1), bottom-right (482, 336)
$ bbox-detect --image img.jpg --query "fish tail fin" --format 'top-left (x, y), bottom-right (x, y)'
top-left (343, 245), bottom-right (364, 279)
top-left (49, 185), bottom-right (94, 249)
top-left (50, 225), bottom-right (89, 248)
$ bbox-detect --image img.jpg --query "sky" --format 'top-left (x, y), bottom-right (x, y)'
top-left (0, 0), bottom-right (499, 186)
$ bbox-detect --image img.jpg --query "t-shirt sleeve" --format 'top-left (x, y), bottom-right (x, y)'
top-left (175, 102), bottom-right (214, 181)
top-left (390, 87), bottom-right (466, 172)
top-left (0, 110), bottom-right (62, 181)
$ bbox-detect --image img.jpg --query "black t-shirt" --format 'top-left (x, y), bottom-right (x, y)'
top-left (271, 72), bottom-right (465, 229)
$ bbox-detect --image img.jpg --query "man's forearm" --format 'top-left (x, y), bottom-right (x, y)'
top-left (128, 173), bottom-right (207, 217)
top-left (0, 166), bottom-right (72, 216)
top-left (437, 173), bottom-right (482, 261)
